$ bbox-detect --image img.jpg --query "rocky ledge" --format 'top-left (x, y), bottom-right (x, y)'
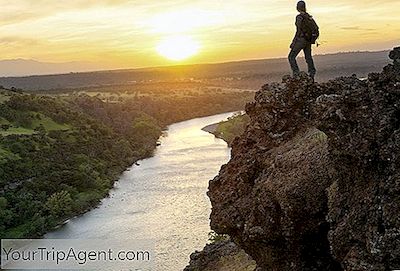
top-left (184, 240), bottom-right (256, 271)
top-left (208, 47), bottom-right (400, 271)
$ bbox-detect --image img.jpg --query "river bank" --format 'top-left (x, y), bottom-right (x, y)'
top-left (184, 115), bottom-right (257, 271)
top-left (202, 113), bottom-right (249, 146)
top-left (44, 112), bottom-right (237, 236)
top-left (0, 82), bottom-right (254, 239)
top-left (45, 112), bottom-right (236, 271)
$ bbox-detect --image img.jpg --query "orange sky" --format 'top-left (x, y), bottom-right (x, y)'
top-left (0, 0), bottom-right (399, 69)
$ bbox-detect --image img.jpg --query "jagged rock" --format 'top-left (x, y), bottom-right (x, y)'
top-left (209, 75), bottom-right (342, 270)
top-left (314, 47), bottom-right (400, 271)
top-left (389, 47), bottom-right (400, 63)
top-left (184, 241), bottom-right (256, 271)
top-left (208, 47), bottom-right (400, 271)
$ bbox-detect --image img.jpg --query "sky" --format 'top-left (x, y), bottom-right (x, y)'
top-left (0, 0), bottom-right (399, 70)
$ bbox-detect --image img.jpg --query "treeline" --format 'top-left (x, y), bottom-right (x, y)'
top-left (0, 89), bottom-right (253, 238)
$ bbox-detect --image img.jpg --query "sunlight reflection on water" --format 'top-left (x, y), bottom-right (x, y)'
top-left (45, 112), bottom-right (235, 271)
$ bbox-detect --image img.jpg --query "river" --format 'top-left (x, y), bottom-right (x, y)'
top-left (45, 112), bottom-right (235, 271)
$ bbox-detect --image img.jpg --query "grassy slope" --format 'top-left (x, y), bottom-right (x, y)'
top-left (0, 113), bottom-right (69, 136)
top-left (31, 113), bottom-right (70, 131)
top-left (213, 114), bottom-right (250, 146)
top-left (0, 93), bottom-right (10, 104)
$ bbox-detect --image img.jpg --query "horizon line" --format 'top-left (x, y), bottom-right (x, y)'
top-left (0, 48), bottom-right (391, 79)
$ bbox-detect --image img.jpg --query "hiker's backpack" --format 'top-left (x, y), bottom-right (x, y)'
top-left (301, 14), bottom-right (319, 44)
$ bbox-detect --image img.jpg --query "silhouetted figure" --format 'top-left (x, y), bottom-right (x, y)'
top-left (288, 1), bottom-right (319, 81)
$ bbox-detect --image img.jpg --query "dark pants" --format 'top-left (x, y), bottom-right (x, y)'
top-left (288, 38), bottom-right (316, 78)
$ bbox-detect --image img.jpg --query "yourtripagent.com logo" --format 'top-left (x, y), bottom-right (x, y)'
top-left (1, 239), bottom-right (154, 270)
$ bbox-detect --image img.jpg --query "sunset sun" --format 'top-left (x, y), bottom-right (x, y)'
top-left (156, 36), bottom-right (200, 61)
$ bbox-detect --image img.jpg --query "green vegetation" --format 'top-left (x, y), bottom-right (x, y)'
top-left (0, 94), bottom-right (143, 238)
top-left (0, 87), bottom-right (253, 238)
top-left (213, 113), bottom-right (250, 145)
top-left (0, 127), bottom-right (35, 136)
top-left (31, 113), bottom-right (70, 131)
top-left (0, 107), bottom-right (69, 136)
top-left (208, 231), bottom-right (230, 244)
top-left (0, 92), bottom-right (11, 104)
top-left (311, 130), bottom-right (328, 143)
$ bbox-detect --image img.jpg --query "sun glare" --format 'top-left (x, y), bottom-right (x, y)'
top-left (157, 36), bottom-right (200, 61)
top-left (148, 9), bottom-right (223, 34)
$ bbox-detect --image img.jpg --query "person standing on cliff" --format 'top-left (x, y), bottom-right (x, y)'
top-left (288, 1), bottom-right (319, 81)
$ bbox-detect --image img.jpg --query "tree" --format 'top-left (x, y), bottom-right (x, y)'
top-left (34, 124), bottom-right (47, 137)
top-left (0, 197), bottom-right (7, 209)
top-left (131, 115), bottom-right (161, 141)
top-left (1, 124), bottom-right (10, 131)
top-left (45, 191), bottom-right (73, 218)
top-left (0, 197), bottom-right (14, 237)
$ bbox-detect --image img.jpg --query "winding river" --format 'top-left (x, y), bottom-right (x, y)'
top-left (45, 112), bottom-right (234, 271)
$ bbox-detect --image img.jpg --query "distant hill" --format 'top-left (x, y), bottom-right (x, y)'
top-left (0, 59), bottom-right (99, 77)
top-left (0, 50), bottom-right (391, 91)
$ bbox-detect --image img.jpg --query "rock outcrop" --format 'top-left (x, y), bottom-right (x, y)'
top-left (208, 47), bottom-right (400, 270)
top-left (184, 241), bottom-right (256, 271)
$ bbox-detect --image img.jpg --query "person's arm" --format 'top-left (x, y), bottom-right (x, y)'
top-left (290, 15), bottom-right (303, 48)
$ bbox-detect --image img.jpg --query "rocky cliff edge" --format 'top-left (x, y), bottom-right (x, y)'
top-left (208, 47), bottom-right (400, 271)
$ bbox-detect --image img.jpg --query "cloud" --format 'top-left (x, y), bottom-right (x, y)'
top-left (341, 26), bottom-right (377, 31)
top-left (0, 36), bottom-right (40, 46)
top-left (0, 0), bottom-right (129, 26)
top-left (0, 0), bottom-right (399, 68)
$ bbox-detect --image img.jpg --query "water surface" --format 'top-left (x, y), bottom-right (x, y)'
top-left (46, 112), bottom-right (234, 271)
